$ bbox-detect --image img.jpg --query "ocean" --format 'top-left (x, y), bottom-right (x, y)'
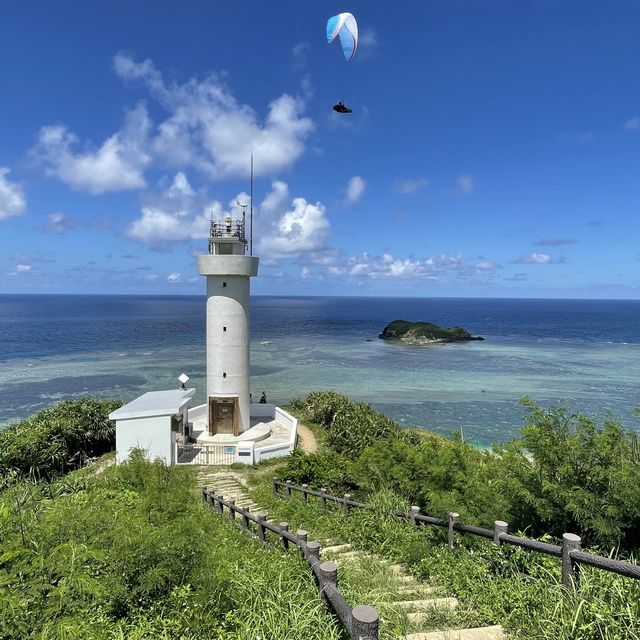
top-left (1, 294), bottom-right (639, 447)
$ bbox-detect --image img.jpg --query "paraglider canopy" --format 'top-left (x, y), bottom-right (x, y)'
top-left (326, 12), bottom-right (358, 62)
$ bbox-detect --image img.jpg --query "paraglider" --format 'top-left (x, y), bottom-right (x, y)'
top-left (326, 12), bottom-right (358, 113)
top-left (333, 101), bottom-right (352, 114)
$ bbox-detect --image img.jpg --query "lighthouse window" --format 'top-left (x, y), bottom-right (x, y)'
top-left (223, 326), bottom-right (227, 332)
top-left (223, 282), bottom-right (227, 287)
top-left (219, 243), bottom-right (232, 255)
top-left (223, 372), bottom-right (227, 378)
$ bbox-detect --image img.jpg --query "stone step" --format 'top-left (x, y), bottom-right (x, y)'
top-left (322, 544), bottom-right (352, 555)
top-left (395, 598), bottom-right (459, 611)
top-left (403, 625), bottom-right (504, 640)
top-left (395, 585), bottom-right (436, 596)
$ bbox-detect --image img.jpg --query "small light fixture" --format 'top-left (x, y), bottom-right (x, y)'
top-left (178, 373), bottom-right (190, 390)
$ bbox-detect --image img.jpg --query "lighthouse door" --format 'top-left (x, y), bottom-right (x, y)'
top-left (209, 397), bottom-right (238, 436)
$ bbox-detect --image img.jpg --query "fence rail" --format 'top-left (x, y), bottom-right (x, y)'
top-left (273, 479), bottom-right (640, 587)
top-left (202, 487), bottom-right (379, 640)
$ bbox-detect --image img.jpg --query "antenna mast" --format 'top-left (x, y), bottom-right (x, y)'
top-left (250, 152), bottom-right (254, 256)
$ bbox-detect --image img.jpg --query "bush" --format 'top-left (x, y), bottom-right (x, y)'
top-left (0, 398), bottom-right (121, 482)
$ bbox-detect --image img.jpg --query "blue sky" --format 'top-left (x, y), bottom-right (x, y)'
top-left (1, 1), bottom-right (639, 298)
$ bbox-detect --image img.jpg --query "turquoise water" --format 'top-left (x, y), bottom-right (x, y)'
top-left (1, 295), bottom-right (639, 447)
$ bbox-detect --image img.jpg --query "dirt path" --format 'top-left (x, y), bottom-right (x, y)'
top-left (296, 421), bottom-right (318, 453)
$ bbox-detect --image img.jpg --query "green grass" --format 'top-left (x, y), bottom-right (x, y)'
top-left (0, 453), bottom-right (343, 640)
top-left (245, 474), bottom-right (640, 640)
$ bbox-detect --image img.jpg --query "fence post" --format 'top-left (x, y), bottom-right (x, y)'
top-left (272, 477), bottom-right (279, 497)
top-left (344, 493), bottom-right (352, 513)
top-left (216, 495), bottom-right (224, 515)
top-left (301, 484), bottom-right (309, 503)
top-left (448, 512), bottom-right (459, 549)
top-left (410, 506), bottom-right (420, 526)
top-left (286, 480), bottom-right (292, 498)
top-left (280, 522), bottom-right (289, 550)
top-left (307, 541), bottom-right (322, 566)
top-left (562, 533), bottom-right (582, 588)
top-left (297, 529), bottom-right (308, 560)
top-left (257, 513), bottom-right (267, 543)
top-left (351, 604), bottom-right (380, 640)
top-left (320, 488), bottom-right (328, 511)
top-left (202, 487), bottom-right (208, 505)
top-left (228, 499), bottom-right (236, 520)
top-left (242, 507), bottom-right (250, 531)
top-left (494, 520), bottom-right (508, 546)
top-left (318, 561), bottom-right (337, 604)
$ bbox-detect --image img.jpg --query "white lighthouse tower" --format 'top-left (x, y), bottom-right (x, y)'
top-left (197, 211), bottom-right (258, 436)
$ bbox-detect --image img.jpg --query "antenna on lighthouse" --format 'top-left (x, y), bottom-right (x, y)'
top-left (250, 152), bottom-right (254, 256)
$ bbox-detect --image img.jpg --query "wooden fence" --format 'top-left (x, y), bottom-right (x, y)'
top-left (201, 487), bottom-right (379, 640)
top-left (273, 479), bottom-right (640, 588)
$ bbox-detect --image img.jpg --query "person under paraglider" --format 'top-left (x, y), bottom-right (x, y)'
top-left (333, 101), bottom-right (352, 114)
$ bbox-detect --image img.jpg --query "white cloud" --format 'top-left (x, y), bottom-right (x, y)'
top-left (346, 252), bottom-right (464, 279)
top-left (0, 168), bottom-right (26, 221)
top-left (167, 272), bottom-right (182, 283)
top-left (7, 263), bottom-right (34, 276)
top-left (166, 172), bottom-right (194, 198)
top-left (394, 177), bottom-right (428, 194)
top-left (259, 195), bottom-right (330, 258)
top-left (513, 252), bottom-right (562, 264)
top-left (292, 42), bottom-right (310, 70)
top-left (358, 27), bottom-right (379, 57)
top-left (33, 103), bottom-right (151, 194)
top-left (113, 52), bottom-right (314, 180)
top-left (125, 204), bottom-right (214, 245)
top-left (345, 176), bottom-right (366, 205)
top-left (624, 116), bottom-right (640, 131)
top-left (456, 175), bottom-right (475, 195)
top-left (44, 212), bottom-right (75, 234)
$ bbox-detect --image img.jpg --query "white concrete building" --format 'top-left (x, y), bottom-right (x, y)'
top-left (112, 208), bottom-right (298, 466)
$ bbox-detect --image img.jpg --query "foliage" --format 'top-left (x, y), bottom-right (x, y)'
top-left (295, 390), bottom-right (416, 458)
top-left (0, 452), bottom-right (341, 639)
top-left (0, 398), bottom-right (121, 483)
top-left (285, 391), bottom-right (640, 551)
top-left (249, 475), bottom-right (640, 640)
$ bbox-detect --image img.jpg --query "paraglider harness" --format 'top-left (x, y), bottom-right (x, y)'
top-left (333, 101), bottom-right (352, 114)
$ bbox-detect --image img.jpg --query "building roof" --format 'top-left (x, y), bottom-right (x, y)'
top-left (109, 388), bottom-right (195, 421)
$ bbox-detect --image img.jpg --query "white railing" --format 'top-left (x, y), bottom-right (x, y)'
top-left (177, 444), bottom-right (236, 465)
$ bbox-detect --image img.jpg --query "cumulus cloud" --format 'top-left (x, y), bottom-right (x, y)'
top-left (113, 52), bottom-right (314, 179)
top-left (358, 27), bottom-right (379, 57)
top-left (624, 116), bottom-right (640, 131)
top-left (346, 252), bottom-right (464, 279)
top-left (44, 212), bottom-right (76, 234)
top-left (512, 252), bottom-right (564, 264)
top-left (456, 175), bottom-right (475, 195)
top-left (0, 168), bottom-right (26, 221)
top-left (394, 177), bottom-right (428, 194)
top-left (258, 194), bottom-right (330, 258)
top-left (125, 204), bottom-right (212, 245)
top-left (167, 272), bottom-right (182, 283)
top-left (534, 237), bottom-right (576, 246)
top-left (32, 103), bottom-right (151, 194)
top-left (345, 176), bottom-right (366, 205)
top-left (6, 263), bottom-right (34, 276)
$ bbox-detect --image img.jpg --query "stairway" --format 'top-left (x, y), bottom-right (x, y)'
top-left (203, 471), bottom-right (505, 640)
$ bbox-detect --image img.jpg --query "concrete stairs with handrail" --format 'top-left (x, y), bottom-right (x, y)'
top-left (203, 470), bottom-right (505, 640)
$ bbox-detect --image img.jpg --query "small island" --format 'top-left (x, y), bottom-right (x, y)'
top-left (378, 320), bottom-right (485, 345)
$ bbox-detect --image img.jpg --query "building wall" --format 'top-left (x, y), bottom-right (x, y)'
top-left (205, 276), bottom-right (251, 433)
top-left (116, 415), bottom-right (173, 464)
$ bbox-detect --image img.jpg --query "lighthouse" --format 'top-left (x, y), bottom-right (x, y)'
top-left (197, 212), bottom-right (258, 436)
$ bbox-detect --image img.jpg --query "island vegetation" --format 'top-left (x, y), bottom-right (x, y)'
top-left (378, 320), bottom-right (484, 345)
top-left (2, 393), bottom-right (640, 638)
